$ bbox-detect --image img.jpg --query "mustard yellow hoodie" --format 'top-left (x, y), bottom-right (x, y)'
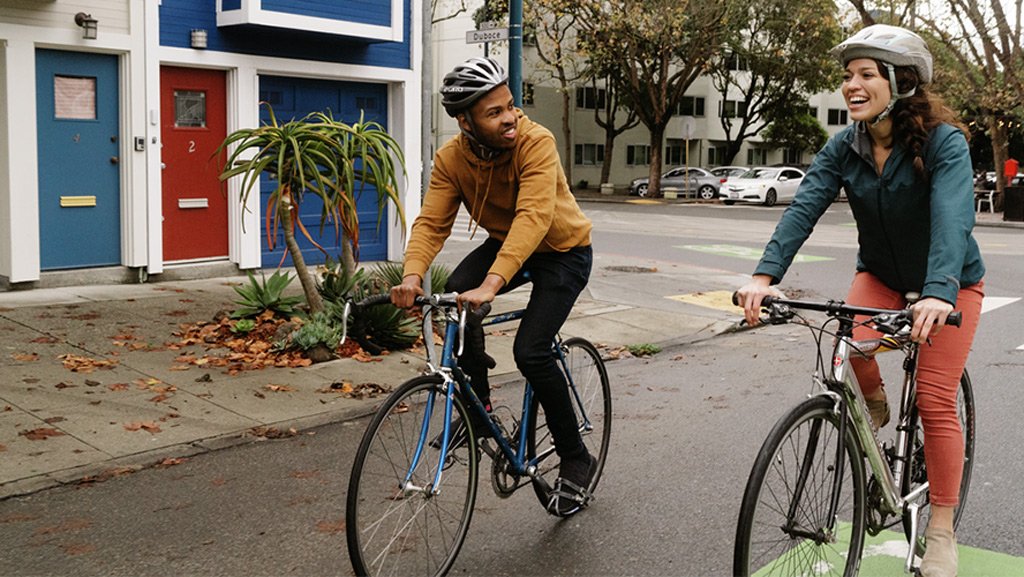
top-left (403, 110), bottom-right (593, 283)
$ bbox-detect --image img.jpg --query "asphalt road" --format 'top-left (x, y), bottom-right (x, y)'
top-left (1, 201), bottom-right (1021, 576)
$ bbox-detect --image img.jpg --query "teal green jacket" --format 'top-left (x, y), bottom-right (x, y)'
top-left (755, 122), bottom-right (985, 306)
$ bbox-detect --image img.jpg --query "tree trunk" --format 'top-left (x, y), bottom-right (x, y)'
top-left (340, 229), bottom-right (357, 280)
top-left (601, 131), bottom-right (615, 185)
top-left (991, 118), bottom-right (1008, 212)
top-left (648, 123), bottom-right (666, 196)
top-left (279, 189), bottom-right (325, 314)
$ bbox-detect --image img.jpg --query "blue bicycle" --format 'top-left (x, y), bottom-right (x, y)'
top-left (344, 293), bottom-right (612, 577)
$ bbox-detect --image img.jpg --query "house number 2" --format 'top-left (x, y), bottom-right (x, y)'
top-left (189, 141), bottom-right (196, 153)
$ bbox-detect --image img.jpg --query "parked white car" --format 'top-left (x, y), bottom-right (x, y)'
top-left (722, 167), bottom-right (806, 207)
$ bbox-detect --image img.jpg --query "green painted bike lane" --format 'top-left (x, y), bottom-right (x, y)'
top-left (754, 527), bottom-right (1024, 576)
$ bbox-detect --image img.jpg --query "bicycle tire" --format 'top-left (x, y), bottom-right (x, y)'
top-left (525, 337), bottom-right (612, 508)
top-left (901, 370), bottom-right (975, 556)
top-left (734, 395), bottom-right (867, 577)
top-left (346, 374), bottom-right (479, 577)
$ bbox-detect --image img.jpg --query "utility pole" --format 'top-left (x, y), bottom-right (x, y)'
top-left (509, 0), bottom-right (523, 107)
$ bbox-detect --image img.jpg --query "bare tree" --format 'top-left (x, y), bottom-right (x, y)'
top-left (526, 0), bottom-right (587, 185)
top-left (709, 0), bottom-right (843, 165)
top-left (432, 0), bottom-right (473, 24)
top-left (590, 76), bottom-right (641, 185)
top-left (571, 0), bottom-right (740, 197)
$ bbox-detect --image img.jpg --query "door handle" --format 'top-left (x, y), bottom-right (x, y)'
top-left (110, 157), bottom-right (119, 164)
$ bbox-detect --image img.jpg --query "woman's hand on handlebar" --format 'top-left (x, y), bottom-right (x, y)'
top-left (390, 274), bottom-right (424, 309)
top-left (909, 297), bottom-right (954, 344)
top-left (735, 274), bottom-right (784, 327)
top-left (456, 273), bottom-right (505, 312)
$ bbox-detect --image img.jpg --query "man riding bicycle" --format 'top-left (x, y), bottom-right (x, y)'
top-left (390, 56), bottom-right (597, 517)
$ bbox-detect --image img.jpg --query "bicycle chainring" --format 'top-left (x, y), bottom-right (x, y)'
top-left (866, 477), bottom-right (887, 535)
top-left (490, 449), bottom-right (521, 498)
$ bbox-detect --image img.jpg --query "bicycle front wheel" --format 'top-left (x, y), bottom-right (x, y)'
top-left (526, 337), bottom-right (612, 507)
top-left (346, 374), bottom-right (479, 577)
top-left (901, 369), bottom-right (976, 556)
top-left (735, 395), bottom-right (867, 577)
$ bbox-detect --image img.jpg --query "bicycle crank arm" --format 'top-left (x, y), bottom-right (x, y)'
top-left (527, 466), bottom-right (553, 495)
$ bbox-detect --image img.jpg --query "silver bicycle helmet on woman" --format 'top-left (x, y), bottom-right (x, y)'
top-left (831, 24), bottom-right (933, 123)
top-left (440, 57), bottom-right (509, 118)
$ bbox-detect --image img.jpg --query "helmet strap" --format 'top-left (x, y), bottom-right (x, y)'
top-left (870, 63), bottom-right (917, 126)
top-left (459, 112), bottom-right (500, 160)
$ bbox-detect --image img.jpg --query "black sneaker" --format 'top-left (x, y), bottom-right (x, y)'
top-left (546, 451), bottom-right (597, 517)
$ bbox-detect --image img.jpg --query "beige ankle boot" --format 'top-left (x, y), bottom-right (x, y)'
top-left (865, 390), bottom-right (891, 433)
top-left (919, 527), bottom-right (958, 577)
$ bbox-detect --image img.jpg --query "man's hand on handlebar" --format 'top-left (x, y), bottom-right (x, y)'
top-left (390, 274), bottom-right (424, 309)
top-left (909, 297), bottom-right (954, 344)
top-left (735, 274), bottom-right (785, 327)
top-left (456, 273), bottom-right (505, 312)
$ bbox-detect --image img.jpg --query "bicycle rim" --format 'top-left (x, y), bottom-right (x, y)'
top-left (902, 370), bottom-right (975, 556)
top-left (735, 396), bottom-right (866, 577)
top-left (527, 337), bottom-right (612, 506)
top-left (346, 375), bottom-right (478, 577)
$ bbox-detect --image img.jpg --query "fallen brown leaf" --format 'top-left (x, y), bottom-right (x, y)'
top-left (61, 543), bottom-right (97, 555)
top-left (107, 383), bottom-right (129, 391)
top-left (291, 469), bottom-right (321, 479)
top-left (58, 354), bottom-right (118, 373)
top-left (33, 519), bottom-right (92, 535)
top-left (18, 427), bottom-right (65, 441)
top-left (156, 457), bottom-right (187, 468)
top-left (12, 353), bottom-right (39, 361)
top-left (263, 384), bottom-right (297, 392)
top-left (249, 427), bottom-right (296, 439)
top-left (316, 519), bottom-right (346, 534)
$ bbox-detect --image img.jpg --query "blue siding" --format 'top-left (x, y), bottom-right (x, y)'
top-left (159, 0), bottom-right (410, 69)
top-left (262, 0), bottom-right (390, 27)
top-left (258, 76), bottom-right (390, 267)
top-left (222, 0), bottom-right (241, 9)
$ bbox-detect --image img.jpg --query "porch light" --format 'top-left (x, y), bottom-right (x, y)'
top-left (74, 13), bottom-right (98, 40)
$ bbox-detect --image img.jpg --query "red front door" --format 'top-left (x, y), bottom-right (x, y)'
top-left (160, 66), bottom-right (228, 261)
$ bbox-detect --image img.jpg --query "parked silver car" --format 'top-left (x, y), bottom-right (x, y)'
top-left (629, 166), bottom-right (722, 199)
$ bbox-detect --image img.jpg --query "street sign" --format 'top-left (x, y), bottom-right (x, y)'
top-left (467, 28), bottom-right (509, 44)
top-left (680, 116), bottom-right (696, 140)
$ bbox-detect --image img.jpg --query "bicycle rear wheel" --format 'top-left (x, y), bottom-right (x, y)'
top-left (901, 370), bottom-right (975, 556)
top-left (346, 375), bottom-right (478, 577)
top-left (526, 337), bottom-right (612, 507)
top-left (734, 395), bottom-right (867, 577)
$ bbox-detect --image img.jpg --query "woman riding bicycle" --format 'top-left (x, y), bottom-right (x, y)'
top-left (735, 24), bottom-right (985, 577)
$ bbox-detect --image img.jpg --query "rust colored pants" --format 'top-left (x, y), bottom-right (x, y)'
top-left (846, 271), bottom-right (984, 507)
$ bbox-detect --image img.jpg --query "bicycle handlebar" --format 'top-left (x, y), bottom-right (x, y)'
top-left (731, 292), bottom-right (962, 329)
top-left (343, 293), bottom-right (493, 357)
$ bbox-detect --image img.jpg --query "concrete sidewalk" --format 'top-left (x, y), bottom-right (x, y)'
top-left (0, 275), bottom-right (738, 499)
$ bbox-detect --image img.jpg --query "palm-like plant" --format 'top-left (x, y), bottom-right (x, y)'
top-left (215, 104), bottom-right (406, 314)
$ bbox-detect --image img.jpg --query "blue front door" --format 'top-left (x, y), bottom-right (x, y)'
top-left (35, 49), bottom-right (121, 270)
top-left (257, 76), bottom-right (389, 268)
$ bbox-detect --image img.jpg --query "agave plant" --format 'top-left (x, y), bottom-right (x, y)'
top-left (215, 104), bottom-right (406, 314)
top-left (372, 261), bottom-right (451, 296)
top-left (230, 270), bottom-right (305, 319)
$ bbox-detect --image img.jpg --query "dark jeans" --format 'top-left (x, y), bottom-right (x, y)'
top-left (446, 238), bottom-right (593, 459)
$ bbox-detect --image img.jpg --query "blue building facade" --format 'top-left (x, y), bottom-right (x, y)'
top-left (0, 0), bottom-right (422, 288)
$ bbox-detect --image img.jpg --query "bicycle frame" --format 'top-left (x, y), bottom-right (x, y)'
top-left (815, 319), bottom-right (926, 573)
top-left (402, 303), bottom-right (584, 498)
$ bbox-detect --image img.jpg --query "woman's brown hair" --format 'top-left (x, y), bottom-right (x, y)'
top-left (880, 59), bottom-right (970, 181)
